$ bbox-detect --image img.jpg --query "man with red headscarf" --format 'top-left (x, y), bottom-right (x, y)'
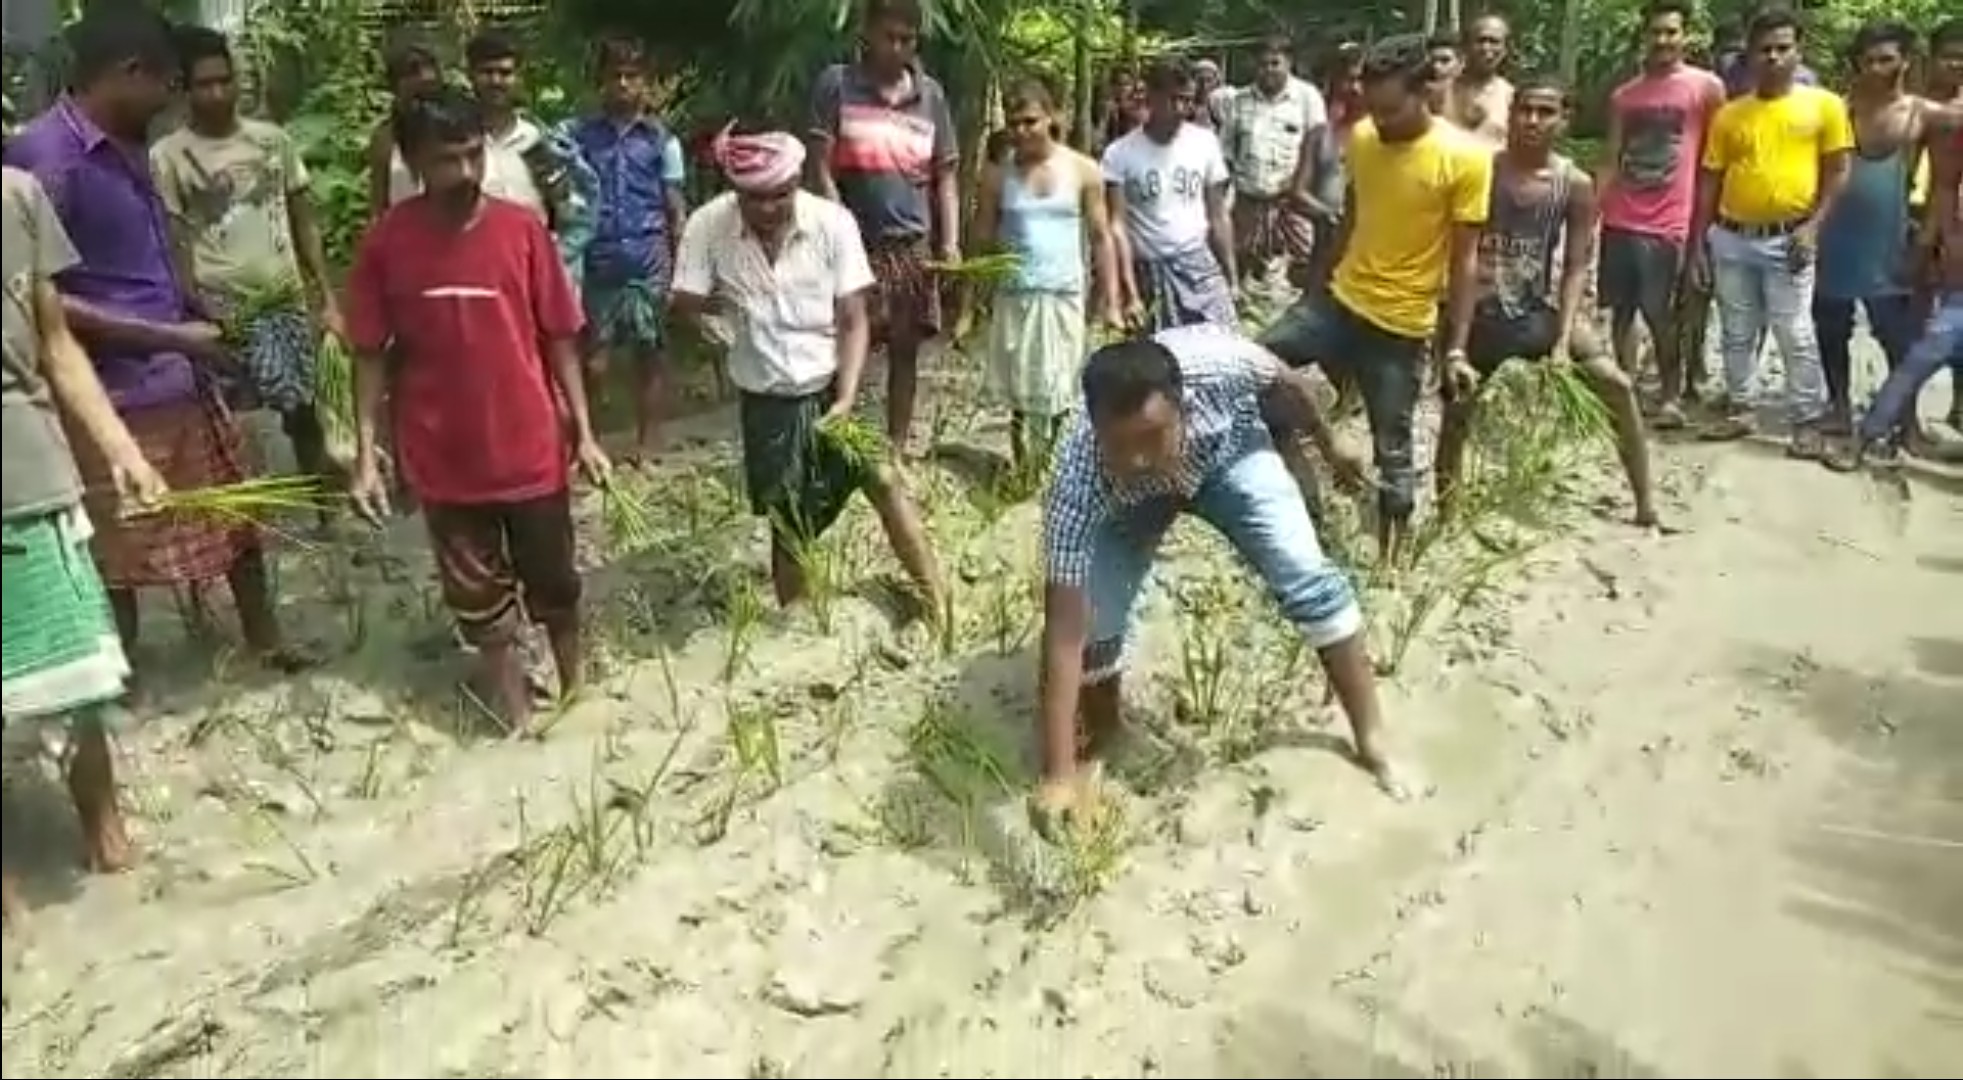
top-left (669, 125), bottom-right (946, 614)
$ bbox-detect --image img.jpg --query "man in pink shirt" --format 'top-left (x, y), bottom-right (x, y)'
top-left (1597, 0), bottom-right (1726, 427)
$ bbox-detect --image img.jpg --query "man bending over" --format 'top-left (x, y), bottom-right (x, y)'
top-left (1034, 325), bottom-right (1408, 825)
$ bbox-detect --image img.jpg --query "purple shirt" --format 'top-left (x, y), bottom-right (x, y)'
top-left (2, 97), bottom-right (196, 410)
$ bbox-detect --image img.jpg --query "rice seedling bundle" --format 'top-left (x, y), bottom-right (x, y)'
top-left (218, 275), bottom-right (308, 348)
top-left (314, 334), bottom-right (357, 464)
top-left (600, 476), bottom-right (660, 554)
top-left (924, 252), bottom-right (1024, 283)
top-left (817, 414), bottom-right (891, 472)
top-left (154, 475), bottom-right (337, 524)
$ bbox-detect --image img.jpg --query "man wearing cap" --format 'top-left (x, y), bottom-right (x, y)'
top-left (669, 125), bottom-right (946, 613)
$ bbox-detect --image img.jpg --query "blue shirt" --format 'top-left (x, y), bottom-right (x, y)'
top-left (573, 115), bottom-right (684, 285)
top-left (1043, 325), bottom-right (1284, 588)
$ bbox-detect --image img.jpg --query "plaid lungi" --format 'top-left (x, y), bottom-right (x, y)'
top-left (866, 238), bottom-right (943, 343)
top-left (71, 393), bottom-right (259, 588)
top-left (1, 507), bottom-right (131, 720)
top-left (1233, 194), bottom-right (1315, 270)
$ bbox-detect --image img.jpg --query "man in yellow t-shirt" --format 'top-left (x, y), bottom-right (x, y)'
top-left (1687, 8), bottom-right (1852, 453)
top-left (1260, 44), bottom-right (1490, 561)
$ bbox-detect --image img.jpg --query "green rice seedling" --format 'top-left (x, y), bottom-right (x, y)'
top-left (153, 474), bottom-right (336, 518)
top-left (924, 251), bottom-right (1023, 282)
top-left (216, 275), bottom-right (306, 348)
top-left (720, 576), bottom-right (765, 683)
top-left (565, 755), bottom-right (631, 886)
top-left (906, 699), bottom-right (1017, 810)
top-left (242, 806), bottom-right (320, 888)
top-left (1170, 577), bottom-right (1256, 745)
top-left (980, 571), bottom-right (1034, 655)
top-left (513, 798), bottom-right (578, 936)
top-left (600, 474), bottom-right (660, 555)
top-left (725, 695), bottom-right (783, 791)
top-left (314, 334), bottom-right (356, 461)
top-left (936, 580), bottom-right (963, 657)
top-left (352, 738), bottom-right (387, 799)
top-left (819, 690), bottom-right (860, 762)
top-left (444, 858), bottom-right (504, 949)
top-left (769, 507), bottom-right (840, 632)
top-left (1054, 779), bottom-right (1131, 908)
top-left (817, 413), bottom-right (890, 474)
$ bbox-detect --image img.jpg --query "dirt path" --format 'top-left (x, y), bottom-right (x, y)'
top-left (1, 365), bottom-right (1958, 1077)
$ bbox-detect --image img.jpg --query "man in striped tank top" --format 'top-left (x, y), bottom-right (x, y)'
top-left (1435, 79), bottom-right (1661, 529)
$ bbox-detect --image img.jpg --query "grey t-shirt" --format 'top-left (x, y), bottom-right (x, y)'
top-left (1478, 153), bottom-right (1576, 318)
top-left (2, 165), bottom-right (85, 521)
top-left (809, 63), bottom-right (958, 243)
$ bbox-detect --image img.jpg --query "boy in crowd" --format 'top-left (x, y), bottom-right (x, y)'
top-left (153, 26), bottom-right (342, 490)
top-left (573, 36), bottom-right (687, 461)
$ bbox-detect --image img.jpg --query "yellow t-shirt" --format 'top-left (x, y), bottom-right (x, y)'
top-left (1331, 118), bottom-right (1493, 340)
top-left (1702, 86), bottom-right (1855, 225)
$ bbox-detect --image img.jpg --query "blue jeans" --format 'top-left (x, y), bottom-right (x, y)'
top-left (1081, 442), bottom-right (1363, 683)
top-left (1258, 292), bottom-right (1426, 522)
top-left (1708, 225), bottom-right (1828, 424)
top-left (1813, 292), bottom-right (1916, 413)
top-left (1859, 291), bottom-right (1963, 443)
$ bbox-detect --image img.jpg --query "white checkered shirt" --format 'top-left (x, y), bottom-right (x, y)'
top-left (1042, 325), bottom-right (1285, 587)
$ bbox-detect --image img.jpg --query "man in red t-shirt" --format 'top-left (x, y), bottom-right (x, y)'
top-left (344, 86), bottom-right (610, 735)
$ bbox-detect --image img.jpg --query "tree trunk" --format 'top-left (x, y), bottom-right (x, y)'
top-left (1072, 0), bottom-right (1094, 151)
top-left (1557, 0), bottom-right (1582, 87)
top-left (1423, 0), bottom-right (1439, 34)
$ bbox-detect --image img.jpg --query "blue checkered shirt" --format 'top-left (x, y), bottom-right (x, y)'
top-left (1042, 325), bottom-right (1285, 587)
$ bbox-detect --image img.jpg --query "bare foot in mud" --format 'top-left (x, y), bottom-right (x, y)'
top-left (1632, 509), bottom-right (1683, 536)
top-left (1356, 745), bottom-right (1419, 802)
top-left (84, 817), bottom-right (136, 875)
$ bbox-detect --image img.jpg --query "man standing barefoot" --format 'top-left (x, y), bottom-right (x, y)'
top-left (1102, 60), bottom-right (1239, 330)
top-left (1833, 93), bottom-right (1963, 468)
top-left (1260, 45), bottom-right (1491, 565)
top-left (573, 37), bottom-right (687, 463)
top-left (1034, 327), bottom-right (1404, 826)
top-left (670, 126), bottom-right (945, 612)
top-left (3, 6), bottom-right (304, 675)
top-left (2, 166), bottom-right (168, 926)
top-left (153, 27), bottom-right (344, 499)
top-left (807, 0), bottom-right (960, 448)
top-left (346, 88), bottom-right (609, 736)
top-left (1435, 80), bottom-right (1660, 528)
top-left (1597, 0), bottom-right (1725, 427)
top-left (1812, 21), bottom-right (1925, 444)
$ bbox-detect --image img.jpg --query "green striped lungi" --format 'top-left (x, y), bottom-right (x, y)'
top-left (1, 506), bottom-right (131, 721)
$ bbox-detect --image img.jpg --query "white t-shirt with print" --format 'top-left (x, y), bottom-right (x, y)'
top-left (1100, 124), bottom-right (1229, 260)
